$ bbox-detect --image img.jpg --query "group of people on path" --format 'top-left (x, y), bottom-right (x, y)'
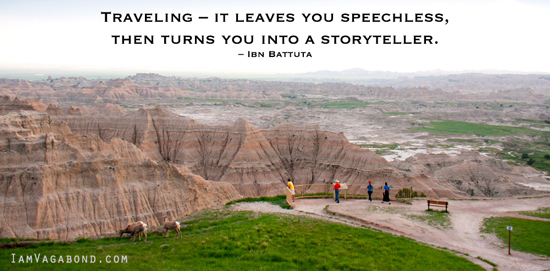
top-left (287, 179), bottom-right (391, 204)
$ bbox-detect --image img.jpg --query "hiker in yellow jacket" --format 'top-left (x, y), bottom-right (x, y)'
top-left (288, 179), bottom-right (295, 202)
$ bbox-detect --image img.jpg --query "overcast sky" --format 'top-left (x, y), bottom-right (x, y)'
top-left (1, 0), bottom-right (549, 76)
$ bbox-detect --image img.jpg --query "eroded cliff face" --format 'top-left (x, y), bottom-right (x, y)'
top-left (47, 104), bottom-right (449, 198)
top-left (392, 151), bottom-right (545, 197)
top-left (0, 111), bottom-right (240, 240)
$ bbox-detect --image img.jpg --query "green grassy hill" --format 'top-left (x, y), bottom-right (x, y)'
top-left (2, 209), bottom-right (483, 270)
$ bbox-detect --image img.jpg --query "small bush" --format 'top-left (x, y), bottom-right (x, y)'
top-left (521, 153), bottom-right (529, 159)
top-left (395, 188), bottom-right (418, 199)
top-left (259, 103), bottom-right (273, 108)
top-left (281, 93), bottom-right (298, 99)
top-left (527, 159), bottom-right (535, 165)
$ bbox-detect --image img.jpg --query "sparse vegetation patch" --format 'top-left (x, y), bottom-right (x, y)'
top-left (407, 210), bottom-right (452, 230)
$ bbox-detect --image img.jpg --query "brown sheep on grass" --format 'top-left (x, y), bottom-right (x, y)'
top-left (119, 221), bottom-right (145, 238)
top-left (163, 217), bottom-right (181, 239)
top-left (131, 222), bottom-right (147, 241)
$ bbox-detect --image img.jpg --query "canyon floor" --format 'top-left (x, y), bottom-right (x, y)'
top-left (231, 196), bottom-right (550, 271)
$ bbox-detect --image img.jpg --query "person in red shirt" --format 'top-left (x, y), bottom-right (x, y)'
top-left (334, 180), bottom-right (341, 203)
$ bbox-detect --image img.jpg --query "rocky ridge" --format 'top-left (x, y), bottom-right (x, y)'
top-left (0, 109), bottom-right (240, 239)
top-left (44, 99), bottom-right (545, 199)
top-left (50, 104), bottom-right (445, 197)
top-left (1, 74), bottom-right (547, 104)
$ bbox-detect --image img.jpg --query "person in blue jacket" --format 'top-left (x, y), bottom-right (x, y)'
top-left (367, 181), bottom-right (373, 202)
top-left (382, 182), bottom-right (391, 205)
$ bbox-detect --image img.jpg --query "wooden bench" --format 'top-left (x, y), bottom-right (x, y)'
top-left (427, 200), bottom-right (448, 212)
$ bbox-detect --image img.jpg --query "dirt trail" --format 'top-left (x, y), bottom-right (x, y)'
top-left (232, 197), bottom-right (550, 271)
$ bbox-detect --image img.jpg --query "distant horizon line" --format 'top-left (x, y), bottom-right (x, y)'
top-left (1, 67), bottom-right (549, 81)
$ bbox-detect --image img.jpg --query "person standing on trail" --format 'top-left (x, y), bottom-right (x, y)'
top-left (288, 179), bottom-right (295, 202)
top-left (382, 182), bottom-right (391, 205)
top-left (334, 180), bottom-right (341, 203)
top-left (367, 181), bottom-right (373, 202)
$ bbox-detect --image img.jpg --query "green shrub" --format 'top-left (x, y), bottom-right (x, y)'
top-left (395, 188), bottom-right (418, 198)
top-left (281, 93), bottom-right (298, 99)
top-left (259, 103), bottom-right (273, 108)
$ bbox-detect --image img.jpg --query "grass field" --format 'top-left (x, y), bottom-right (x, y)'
top-left (321, 101), bottom-right (371, 108)
top-left (358, 143), bottom-right (399, 150)
top-left (382, 112), bottom-right (410, 116)
top-left (1, 210), bottom-right (484, 270)
top-left (410, 120), bottom-right (550, 137)
top-left (518, 207), bottom-right (550, 219)
top-left (481, 217), bottom-right (550, 257)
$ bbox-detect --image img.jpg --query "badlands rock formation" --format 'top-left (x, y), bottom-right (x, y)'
top-left (49, 103), bottom-right (444, 197)
top-left (1, 73), bottom-right (547, 103)
top-left (0, 110), bottom-right (240, 239)
top-left (8, 96), bottom-right (542, 199)
top-left (392, 151), bottom-right (545, 197)
top-left (0, 95), bottom-right (47, 115)
top-left (1, 95), bottom-right (546, 240)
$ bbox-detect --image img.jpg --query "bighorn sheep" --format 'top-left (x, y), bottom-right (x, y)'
top-left (163, 217), bottom-right (181, 239)
top-left (131, 222), bottom-right (148, 241)
top-left (119, 221), bottom-right (145, 238)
